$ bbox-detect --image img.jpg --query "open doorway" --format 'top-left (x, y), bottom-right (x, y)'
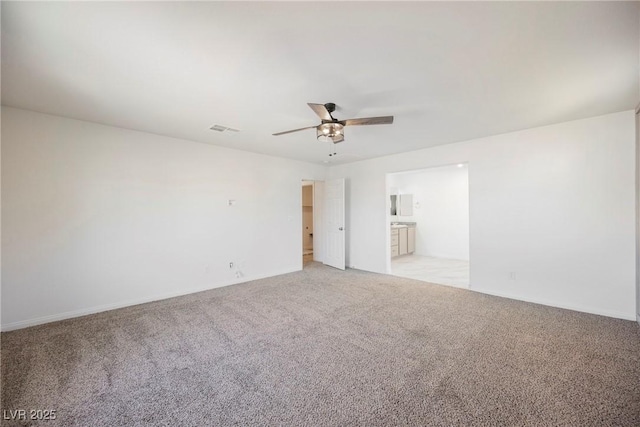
top-left (302, 181), bottom-right (314, 266)
top-left (387, 164), bottom-right (470, 288)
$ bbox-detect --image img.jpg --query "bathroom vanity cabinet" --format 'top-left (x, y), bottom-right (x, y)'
top-left (391, 224), bottom-right (415, 257)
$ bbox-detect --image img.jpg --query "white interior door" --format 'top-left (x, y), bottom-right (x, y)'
top-left (313, 181), bottom-right (325, 262)
top-left (324, 178), bottom-right (345, 270)
top-left (636, 109), bottom-right (640, 324)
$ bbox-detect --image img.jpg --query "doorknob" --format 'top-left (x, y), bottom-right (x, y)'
top-left (339, 227), bottom-right (344, 231)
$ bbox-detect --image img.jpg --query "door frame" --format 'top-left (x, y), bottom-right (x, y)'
top-left (385, 163), bottom-right (471, 287)
top-left (635, 105), bottom-right (640, 325)
top-left (301, 179), bottom-right (325, 268)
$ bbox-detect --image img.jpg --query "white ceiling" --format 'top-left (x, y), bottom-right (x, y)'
top-left (2, 2), bottom-right (638, 165)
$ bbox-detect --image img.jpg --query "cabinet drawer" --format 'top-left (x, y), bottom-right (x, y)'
top-left (391, 245), bottom-right (399, 257)
top-left (391, 228), bottom-right (399, 236)
top-left (391, 234), bottom-right (399, 246)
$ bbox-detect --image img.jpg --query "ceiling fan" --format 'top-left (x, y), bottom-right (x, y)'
top-left (273, 102), bottom-right (394, 143)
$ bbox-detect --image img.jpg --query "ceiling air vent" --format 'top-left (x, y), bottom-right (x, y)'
top-left (210, 124), bottom-right (240, 133)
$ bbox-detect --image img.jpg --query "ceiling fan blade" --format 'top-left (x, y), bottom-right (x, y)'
top-left (342, 116), bottom-right (394, 126)
top-left (307, 103), bottom-right (333, 121)
top-left (272, 126), bottom-right (317, 136)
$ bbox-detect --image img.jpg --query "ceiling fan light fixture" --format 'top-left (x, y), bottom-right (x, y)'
top-left (317, 122), bottom-right (344, 143)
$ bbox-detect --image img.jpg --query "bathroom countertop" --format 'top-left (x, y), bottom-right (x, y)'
top-left (391, 222), bottom-right (416, 227)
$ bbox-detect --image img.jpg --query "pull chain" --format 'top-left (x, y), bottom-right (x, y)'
top-left (328, 141), bottom-right (337, 157)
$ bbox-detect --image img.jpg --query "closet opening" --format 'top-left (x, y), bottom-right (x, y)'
top-left (302, 181), bottom-right (315, 266)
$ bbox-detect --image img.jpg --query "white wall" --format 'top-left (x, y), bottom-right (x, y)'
top-left (3, 108), bottom-right (636, 327)
top-left (330, 111), bottom-right (636, 320)
top-left (1, 107), bottom-right (326, 330)
top-left (389, 165), bottom-right (469, 260)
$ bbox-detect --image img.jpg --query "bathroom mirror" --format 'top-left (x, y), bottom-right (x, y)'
top-left (399, 194), bottom-right (413, 216)
top-left (390, 195), bottom-right (397, 215)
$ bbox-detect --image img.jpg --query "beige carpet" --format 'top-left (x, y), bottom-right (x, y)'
top-left (2, 263), bottom-right (639, 426)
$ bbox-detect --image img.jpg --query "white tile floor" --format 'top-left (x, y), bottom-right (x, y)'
top-left (391, 255), bottom-right (469, 288)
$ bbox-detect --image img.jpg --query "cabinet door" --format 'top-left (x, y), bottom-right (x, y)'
top-left (398, 227), bottom-right (408, 255)
top-left (407, 227), bottom-right (415, 253)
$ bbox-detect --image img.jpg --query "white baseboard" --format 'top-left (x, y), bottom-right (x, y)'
top-left (471, 287), bottom-right (637, 321)
top-left (1, 266), bottom-right (300, 332)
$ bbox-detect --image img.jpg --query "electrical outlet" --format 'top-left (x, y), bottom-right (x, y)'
top-left (509, 272), bottom-right (516, 281)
